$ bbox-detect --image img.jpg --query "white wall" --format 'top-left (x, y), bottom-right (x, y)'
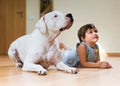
top-left (26, 0), bottom-right (40, 34)
top-left (54, 0), bottom-right (120, 53)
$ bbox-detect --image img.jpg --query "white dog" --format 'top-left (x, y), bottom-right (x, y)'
top-left (8, 11), bottom-right (78, 75)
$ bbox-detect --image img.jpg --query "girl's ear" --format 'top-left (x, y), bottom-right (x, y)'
top-left (81, 37), bottom-right (85, 42)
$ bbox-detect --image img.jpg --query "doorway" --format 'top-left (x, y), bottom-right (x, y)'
top-left (0, 0), bottom-right (26, 55)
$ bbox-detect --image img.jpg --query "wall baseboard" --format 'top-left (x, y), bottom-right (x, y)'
top-left (100, 53), bottom-right (120, 57)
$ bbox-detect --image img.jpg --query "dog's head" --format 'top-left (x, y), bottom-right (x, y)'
top-left (35, 11), bottom-right (74, 33)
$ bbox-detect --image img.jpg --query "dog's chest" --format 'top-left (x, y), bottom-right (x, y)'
top-left (39, 60), bottom-right (52, 68)
top-left (36, 39), bottom-right (60, 68)
top-left (39, 44), bottom-right (59, 68)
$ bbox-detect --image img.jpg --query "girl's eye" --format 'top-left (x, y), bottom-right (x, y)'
top-left (95, 30), bottom-right (98, 33)
top-left (89, 31), bottom-right (93, 34)
top-left (88, 30), bottom-right (98, 34)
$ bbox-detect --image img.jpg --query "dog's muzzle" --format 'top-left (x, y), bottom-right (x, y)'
top-left (59, 13), bottom-right (74, 31)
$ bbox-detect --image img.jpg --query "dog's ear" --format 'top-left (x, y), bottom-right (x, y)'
top-left (35, 17), bottom-right (46, 33)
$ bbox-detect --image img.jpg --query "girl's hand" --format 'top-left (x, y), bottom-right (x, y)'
top-left (97, 61), bottom-right (112, 69)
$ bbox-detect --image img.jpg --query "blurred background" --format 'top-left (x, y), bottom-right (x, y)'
top-left (0, 0), bottom-right (120, 57)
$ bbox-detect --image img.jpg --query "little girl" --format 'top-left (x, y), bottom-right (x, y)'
top-left (60, 24), bottom-right (112, 68)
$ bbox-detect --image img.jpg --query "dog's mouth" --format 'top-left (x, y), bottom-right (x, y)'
top-left (59, 13), bottom-right (74, 31)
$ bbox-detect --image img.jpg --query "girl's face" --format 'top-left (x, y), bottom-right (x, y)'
top-left (83, 28), bottom-right (99, 47)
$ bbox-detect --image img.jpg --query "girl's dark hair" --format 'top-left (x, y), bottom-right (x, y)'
top-left (77, 24), bottom-right (97, 42)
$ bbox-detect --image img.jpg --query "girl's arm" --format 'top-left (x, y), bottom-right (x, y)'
top-left (77, 43), bottom-right (112, 68)
top-left (77, 43), bottom-right (100, 68)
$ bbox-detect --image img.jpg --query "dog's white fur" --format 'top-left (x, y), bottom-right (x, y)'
top-left (8, 11), bottom-right (78, 75)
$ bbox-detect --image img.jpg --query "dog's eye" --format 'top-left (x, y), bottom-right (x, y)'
top-left (54, 15), bottom-right (57, 17)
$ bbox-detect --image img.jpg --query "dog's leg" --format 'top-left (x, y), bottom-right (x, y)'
top-left (56, 61), bottom-right (78, 74)
top-left (8, 43), bottom-right (23, 68)
top-left (22, 62), bottom-right (48, 75)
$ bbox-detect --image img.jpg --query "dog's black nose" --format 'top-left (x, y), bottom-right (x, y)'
top-left (66, 13), bottom-right (74, 22)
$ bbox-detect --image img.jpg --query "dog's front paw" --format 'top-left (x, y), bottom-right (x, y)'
top-left (38, 69), bottom-right (48, 75)
top-left (56, 61), bottom-right (79, 74)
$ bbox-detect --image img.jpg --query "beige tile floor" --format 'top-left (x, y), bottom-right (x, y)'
top-left (0, 55), bottom-right (120, 86)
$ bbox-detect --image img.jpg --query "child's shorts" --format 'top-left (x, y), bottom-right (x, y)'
top-left (61, 48), bottom-right (80, 67)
